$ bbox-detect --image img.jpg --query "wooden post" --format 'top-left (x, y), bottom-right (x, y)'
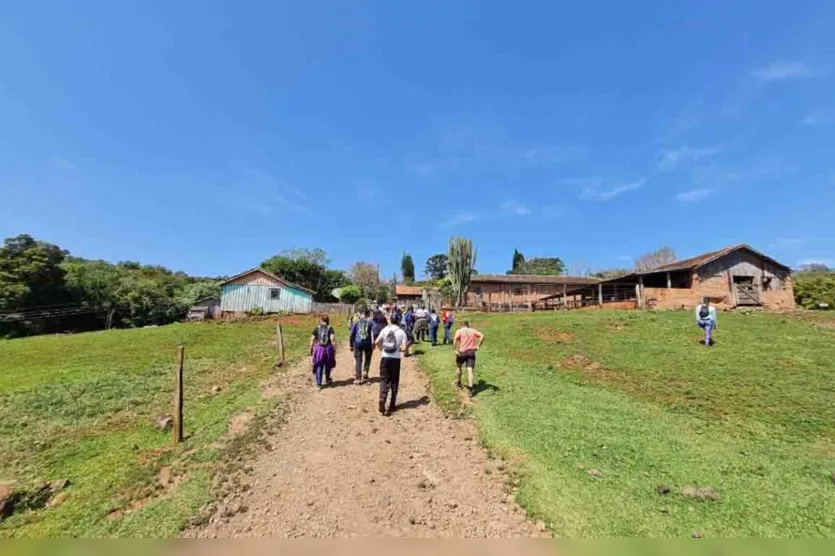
top-left (173, 345), bottom-right (184, 444)
top-left (562, 283), bottom-right (567, 310)
top-left (276, 324), bottom-right (285, 367)
top-left (635, 283), bottom-right (641, 309)
top-left (666, 272), bottom-right (672, 289)
top-left (598, 283), bottom-right (603, 306)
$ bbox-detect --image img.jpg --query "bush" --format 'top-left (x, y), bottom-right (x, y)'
top-left (249, 306), bottom-right (265, 316)
top-left (794, 272), bottom-right (835, 310)
top-left (339, 285), bottom-right (362, 304)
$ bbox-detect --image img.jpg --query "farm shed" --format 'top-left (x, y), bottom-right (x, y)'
top-left (394, 285), bottom-right (424, 305)
top-left (542, 244), bottom-right (795, 311)
top-left (187, 297), bottom-right (220, 321)
top-left (220, 268), bottom-right (314, 316)
top-left (468, 274), bottom-right (601, 311)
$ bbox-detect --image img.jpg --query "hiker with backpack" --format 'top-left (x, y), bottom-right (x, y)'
top-left (349, 309), bottom-right (375, 384)
top-left (403, 306), bottom-right (416, 356)
top-left (309, 315), bottom-right (336, 390)
top-left (695, 297), bottom-right (717, 347)
top-left (453, 320), bottom-right (485, 398)
top-left (371, 307), bottom-right (388, 343)
top-left (373, 313), bottom-right (408, 416)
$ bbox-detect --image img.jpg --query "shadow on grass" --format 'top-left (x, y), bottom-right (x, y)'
top-left (472, 379), bottom-right (499, 397)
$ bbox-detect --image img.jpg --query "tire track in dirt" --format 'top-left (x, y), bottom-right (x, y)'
top-left (185, 344), bottom-right (547, 538)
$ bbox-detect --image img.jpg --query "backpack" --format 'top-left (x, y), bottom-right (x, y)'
top-left (698, 305), bottom-right (710, 319)
top-left (316, 324), bottom-right (331, 346)
top-left (357, 319), bottom-right (372, 344)
top-left (381, 327), bottom-right (399, 354)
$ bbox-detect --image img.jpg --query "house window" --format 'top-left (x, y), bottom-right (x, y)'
top-left (269, 288), bottom-right (282, 300)
top-left (512, 286), bottom-right (524, 295)
top-left (474, 287), bottom-right (483, 295)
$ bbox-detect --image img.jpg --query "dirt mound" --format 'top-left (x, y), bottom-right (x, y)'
top-left (185, 347), bottom-right (548, 538)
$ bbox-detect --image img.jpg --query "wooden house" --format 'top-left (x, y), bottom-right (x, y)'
top-left (220, 268), bottom-right (314, 316)
top-left (467, 274), bottom-right (601, 311)
top-left (394, 285), bottom-right (424, 306)
top-left (541, 244), bottom-right (795, 311)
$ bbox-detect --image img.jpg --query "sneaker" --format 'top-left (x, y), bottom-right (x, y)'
top-left (456, 381), bottom-right (463, 390)
top-left (326, 377), bottom-right (333, 385)
top-left (378, 402), bottom-right (386, 415)
top-left (389, 404), bottom-right (396, 414)
top-left (468, 387), bottom-right (474, 398)
top-left (316, 385), bottom-right (323, 390)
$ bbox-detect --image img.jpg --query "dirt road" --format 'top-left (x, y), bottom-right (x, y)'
top-left (186, 345), bottom-right (547, 538)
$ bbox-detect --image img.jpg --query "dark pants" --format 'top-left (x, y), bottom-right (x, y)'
top-left (429, 324), bottom-right (439, 345)
top-left (443, 323), bottom-right (453, 344)
top-left (353, 345), bottom-right (373, 379)
top-left (379, 357), bottom-right (402, 410)
top-left (314, 363), bottom-right (332, 387)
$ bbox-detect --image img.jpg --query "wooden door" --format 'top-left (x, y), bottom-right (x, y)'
top-left (734, 282), bottom-right (762, 305)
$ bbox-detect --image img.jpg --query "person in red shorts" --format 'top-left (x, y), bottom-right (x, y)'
top-left (452, 320), bottom-right (485, 398)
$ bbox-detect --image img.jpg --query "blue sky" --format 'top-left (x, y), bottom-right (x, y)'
top-left (2, 1), bottom-right (834, 278)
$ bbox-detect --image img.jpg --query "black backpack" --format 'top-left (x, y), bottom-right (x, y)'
top-left (357, 319), bottom-right (372, 344)
top-left (316, 324), bottom-right (331, 346)
top-left (699, 305), bottom-right (710, 319)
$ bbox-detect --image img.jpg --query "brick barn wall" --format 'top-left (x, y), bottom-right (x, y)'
top-left (644, 272), bottom-right (733, 310)
top-left (467, 282), bottom-right (563, 306)
top-left (762, 275), bottom-right (795, 310)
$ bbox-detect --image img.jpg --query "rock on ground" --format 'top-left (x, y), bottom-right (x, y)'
top-left (184, 346), bottom-right (547, 538)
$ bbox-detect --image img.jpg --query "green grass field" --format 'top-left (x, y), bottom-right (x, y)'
top-left (0, 316), bottom-right (317, 537)
top-left (418, 310), bottom-right (835, 537)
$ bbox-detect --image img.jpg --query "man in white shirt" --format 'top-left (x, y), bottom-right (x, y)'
top-left (374, 313), bottom-right (408, 416)
top-left (695, 297), bottom-right (717, 347)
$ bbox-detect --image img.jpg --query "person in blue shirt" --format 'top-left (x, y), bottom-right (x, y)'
top-left (349, 309), bottom-right (375, 384)
top-left (695, 297), bottom-right (717, 347)
top-left (428, 309), bottom-right (441, 346)
top-left (403, 306), bottom-right (415, 356)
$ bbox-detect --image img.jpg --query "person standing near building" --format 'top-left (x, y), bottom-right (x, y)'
top-left (442, 309), bottom-right (455, 344)
top-left (428, 309), bottom-right (440, 346)
top-left (695, 297), bottom-right (717, 347)
top-left (349, 309), bottom-right (375, 384)
top-left (403, 305), bottom-right (416, 356)
top-left (374, 313), bottom-right (408, 416)
top-left (452, 320), bottom-right (485, 398)
top-left (309, 315), bottom-right (336, 390)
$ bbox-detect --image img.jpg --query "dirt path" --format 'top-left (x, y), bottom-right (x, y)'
top-left (185, 345), bottom-right (547, 538)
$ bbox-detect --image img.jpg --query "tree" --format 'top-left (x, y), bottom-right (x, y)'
top-left (447, 237), bottom-right (477, 308)
top-left (510, 257), bottom-right (566, 276)
top-left (794, 271), bottom-right (835, 309)
top-left (350, 262), bottom-right (380, 299)
top-left (798, 263), bottom-right (830, 273)
top-left (424, 254), bottom-right (448, 280)
top-left (401, 253), bottom-right (415, 285)
top-left (337, 284), bottom-right (362, 304)
top-left (0, 234), bottom-right (69, 310)
top-left (592, 268), bottom-right (632, 280)
top-left (260, 249), bottom-right (345, 302)
top-left (512, 249), bottom-right (525, 272)
top-left (634, 246), bottom-right (677, 272)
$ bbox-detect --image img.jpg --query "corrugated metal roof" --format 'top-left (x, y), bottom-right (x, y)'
top-left (637, 244), bottom-right (791, 274)
top-left (395, 285), bottom-right (424, 296)
top-left (471, 274), bottom-right (600, 285)
top-left (219, 268), bottom-right (316, 294)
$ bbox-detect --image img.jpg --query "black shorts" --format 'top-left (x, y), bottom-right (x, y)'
top-left (456, 350), bottom-right (477, 369)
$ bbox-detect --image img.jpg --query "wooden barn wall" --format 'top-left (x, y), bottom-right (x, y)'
top-left (698, 250), bottom-right (790, 286)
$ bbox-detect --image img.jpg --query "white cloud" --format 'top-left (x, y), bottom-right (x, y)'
top-left (658, 145), bottom-right (722, 170)
top-left (501, 200), bottom-right (531, 215)
top-left (800, 112), bottom-right (835, 125)
top-left (675, 188), bottom-right (712, 203)
top-left (48, 155), bottom-right (74, 169)
top-left (769, 238), bottom-right (806, 248)
top-left (751, 61), bottom-right (813, 82)
top-left (438, 212), bottom-right (477, 229)
top-left (580, 180), bottom-right (645, 202)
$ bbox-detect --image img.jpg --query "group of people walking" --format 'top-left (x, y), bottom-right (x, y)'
top-left (308, 304), bottom-right (485, 417)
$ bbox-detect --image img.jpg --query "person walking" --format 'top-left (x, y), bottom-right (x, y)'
top-left (452, 320), bottom-right (485, 398)
top-left (309, 315), bottom-right (336, 389)
top-left (374, 313), bottom-right (408, 416)
top-left (349, 309), bottom-right (374, 384)
top-left (428, 309), bottom-right (440, 346)
top-left (403, 306), bottom-right (416, 356)
top-left (695, 297), bottom-right (717, 347)
top-left (442, 309), bottom-right (455, 345)
top-left (371, 306), bottom-right (388, 343)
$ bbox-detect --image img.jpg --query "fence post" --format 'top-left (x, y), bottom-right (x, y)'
top-left (173, 345), bottom-right (184, 444)
top-left (276, 324), bottom-right (285, 367)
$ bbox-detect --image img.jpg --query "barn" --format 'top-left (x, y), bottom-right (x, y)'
top-left (467, 274), bottom-right (601, 311)
top-left (539, 244), bottom-right (795, 311)
top-left (220, 268), bottom-right (314, 315)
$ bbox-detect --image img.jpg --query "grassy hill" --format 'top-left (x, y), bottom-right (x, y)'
top-left (419, 310), bottom-right (835, 537)
top-left (0, 316), bottom-right (317, 537)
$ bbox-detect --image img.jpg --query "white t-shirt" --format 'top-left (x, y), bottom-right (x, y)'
top-left (375, 324), bottom-right (408, 359)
